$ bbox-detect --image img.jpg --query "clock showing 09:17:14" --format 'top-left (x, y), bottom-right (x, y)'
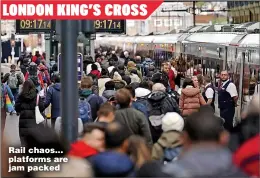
top-left (16, 20), bottom-right (54, 33)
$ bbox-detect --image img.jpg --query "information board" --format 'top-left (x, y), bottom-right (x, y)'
top-left (58, 53), bottom-right (83, 81)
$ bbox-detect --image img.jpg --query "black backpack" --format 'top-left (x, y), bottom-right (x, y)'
top-left (147, 91), bottom-right (180, 142)
top-left (168, 90), bottom-right (180, 104)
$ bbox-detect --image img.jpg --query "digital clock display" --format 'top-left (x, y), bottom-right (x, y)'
top-left (95, 20), bottom-right (125, 33)
top-left (16, 20), bottom-right (55, 34)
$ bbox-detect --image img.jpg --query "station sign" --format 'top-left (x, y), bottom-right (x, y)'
top-left (57, 53), bottom-right (83, 81)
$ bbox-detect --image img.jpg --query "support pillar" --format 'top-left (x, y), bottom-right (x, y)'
top-left (60, 20), bottom-right (78, 149)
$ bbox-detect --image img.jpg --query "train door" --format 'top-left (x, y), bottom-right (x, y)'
top-left (153, 44), bottom-right (164, 69)
top-left (201, 57), bottom-right (222, 87)
top-left (226, 47), bottom-right (238, 85)
top-left (232, 49), bottom-right (244, 121)
top-left (240, 49), bottom-right (260, 116)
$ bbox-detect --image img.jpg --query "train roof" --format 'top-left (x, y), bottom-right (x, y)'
top-left (239, 34), bottom-right (260, 47)
top-left (153, 34), bottom-right (182, 44)
top-left (183, 32), bottom-right (240, 45)
top-left (95, 30), bottom-right (260, 48)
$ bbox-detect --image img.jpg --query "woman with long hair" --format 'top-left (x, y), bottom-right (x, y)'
top-left (15, 80), bottom-right (45, 145)
top-left (127, 135), bottom-right (151, 169)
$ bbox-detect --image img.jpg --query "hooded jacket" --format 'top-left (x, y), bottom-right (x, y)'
top-left (68, 140), bottom-right (98, 158)
top-left (102, 89), bottom-right (116, 100)
top-left (163, 146), bottom-right (246, 178)
top-left (179, 86), bottom-right (206, 116)
top-left (90, 151), bottom-right (135, 177)
top-left (152, 131), bottom-right (182, 160)
top-left (45, 83), bottom-right (61, 119)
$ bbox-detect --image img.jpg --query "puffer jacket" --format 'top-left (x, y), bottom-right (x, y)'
top-left (179, 86), bottom-right (206, 117)
top-left (15, 89), bottom-right (45, 139)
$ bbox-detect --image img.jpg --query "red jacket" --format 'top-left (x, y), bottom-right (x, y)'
top-left (233, 134), bottom-right (260, 177)
top-left (68, 140), bottom-right (98, 158)
top-left (168, 69), bottom-right (175, 90)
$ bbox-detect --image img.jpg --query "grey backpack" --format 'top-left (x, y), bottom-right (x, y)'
top-left (8, 73), bottom-right (18, 89)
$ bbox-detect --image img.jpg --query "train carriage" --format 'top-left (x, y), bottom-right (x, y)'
top-left (94, 24), bottom-right (259, 119)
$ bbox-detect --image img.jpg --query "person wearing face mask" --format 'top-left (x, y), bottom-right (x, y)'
top-left (218, 70), bottom-right (238, 133)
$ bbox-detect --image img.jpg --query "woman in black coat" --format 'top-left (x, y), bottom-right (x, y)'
top-left (15, 80), bottom-right (45, 146)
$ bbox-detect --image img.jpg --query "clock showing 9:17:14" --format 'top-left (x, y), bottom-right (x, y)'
top-left (94, 20), bottom-right (125, 33)
top-left (16, 20), bottom-right (55, 33)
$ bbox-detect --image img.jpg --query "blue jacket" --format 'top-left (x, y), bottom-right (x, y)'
top-left (45, 83), bottom-right (61, 118)
top-left (89, 151), bottom-right (135, 177)
top-left (132, 101), bottom-right (148, 119)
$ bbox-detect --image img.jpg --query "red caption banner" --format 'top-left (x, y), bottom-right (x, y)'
top-left (1, 0), bottom-right (163, 20)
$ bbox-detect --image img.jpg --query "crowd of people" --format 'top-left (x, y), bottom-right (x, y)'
top-left (1, 48), bottom-right (259, 177)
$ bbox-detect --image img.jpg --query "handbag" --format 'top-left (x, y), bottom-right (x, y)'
top-left (35, 94), bottom-right (45, 124)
